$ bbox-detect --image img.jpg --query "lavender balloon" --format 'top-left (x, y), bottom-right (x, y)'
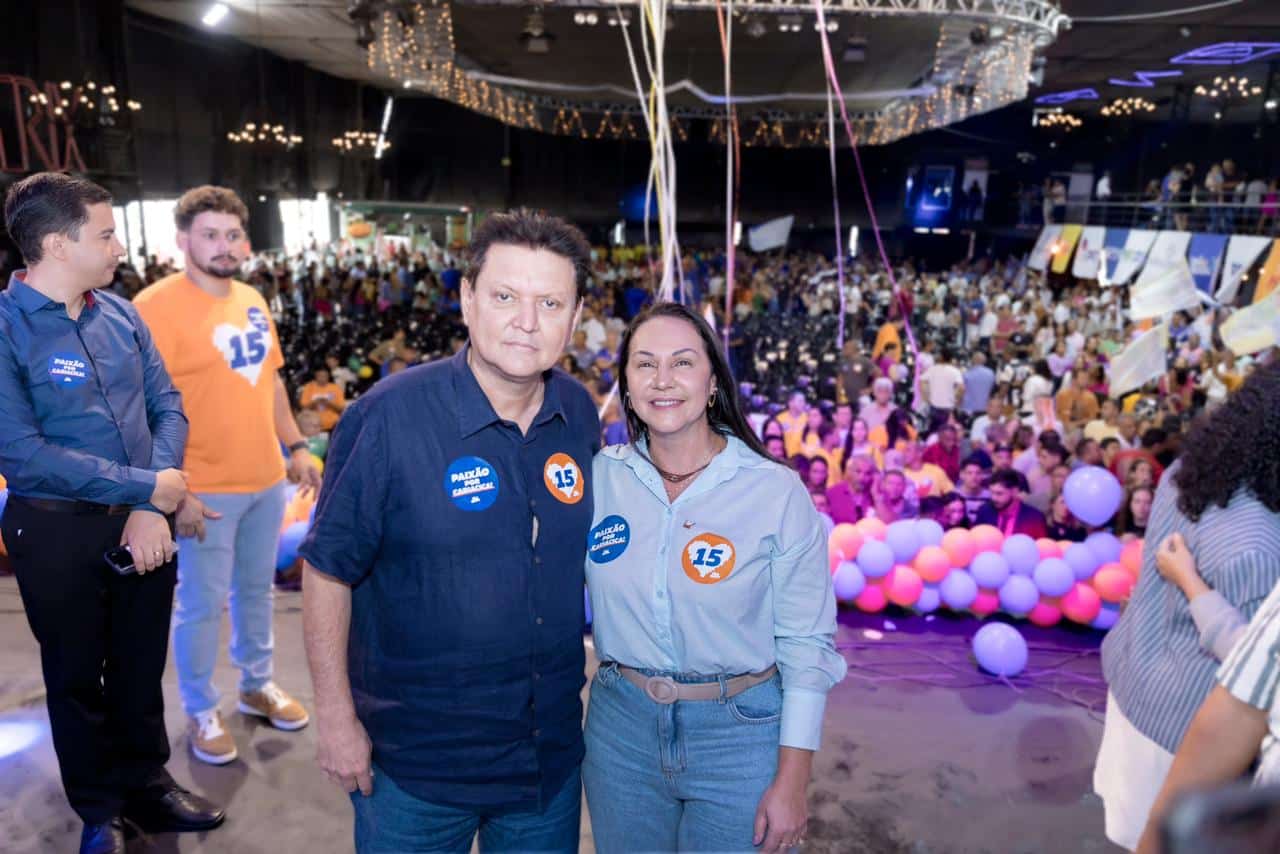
top-left (1091, 603), bottom-right (1121, 631)
top-left (940, 570), bottom-right (979, 610)
top-left (1002, 534), bottom-right (1041, 576)
top-left (1063, 466), bottom-right (1124, 527)
top-left (998, 575), bottom-right (1040, 617)
top-left (1033, 558), bottom-right (1075, 598)
top-left (915, 518), bottom-right (945, 548)
top-left (972, 623), bottom-right (1029, 677)
top-left (915, 584), bottom-right (942, 614)
top-left (1086, 531), bottom-right (1123, 566)
top-left (885, 520), bottom-right (921, 564)
top-left (857, 539), bottom-right (895, 579)
top-left (833, 561), bottom-right (867, 602)
top-left (1064, 542), bottom-right (1100, 581)
top-left (971, 551), bottom-right (1011, 589)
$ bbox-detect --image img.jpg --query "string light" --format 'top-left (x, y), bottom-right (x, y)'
top-left (1100, 96), bottom-right (1156, 117)
top-left (28, 79), bottom-right (142, 123)
top-left (1034, 110), bottom-right (1082, 130)
top-left (1194, 74), bottom-right (1263, 100)
top-left (331, 130), bottom-right (388, 155)
top-left (227, 121), bottom-right (303, 148)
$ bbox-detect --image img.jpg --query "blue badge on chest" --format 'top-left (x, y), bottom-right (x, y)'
top-left (444, 456), bottom-right (499, 511)
top-left (48, 352), bottom-right (90, 388)
top-left (247, 306), bottom-right (270, 332)
top-left (587, 515), bottom-right (630, 564)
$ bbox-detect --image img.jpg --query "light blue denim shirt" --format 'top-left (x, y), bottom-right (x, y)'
top-left (586, 434), bottom-right (847, 751)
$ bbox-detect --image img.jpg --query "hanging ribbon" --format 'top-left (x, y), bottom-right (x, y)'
top-left (714, 0), bottom-right (741, 350)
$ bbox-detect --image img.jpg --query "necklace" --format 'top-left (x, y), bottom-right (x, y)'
top-left (639, 436), bottom-right (725, 484)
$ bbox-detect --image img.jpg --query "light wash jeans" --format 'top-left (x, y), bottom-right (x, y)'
top-left (352, 763), bottom-right (582, 853)
top-left (583, 663), bottom-right (781, 853)
top-left (172, 480), bottom-right (288, 716)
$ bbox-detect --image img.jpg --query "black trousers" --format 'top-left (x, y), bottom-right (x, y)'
top-left (1, 499), bottom-right (177, 823)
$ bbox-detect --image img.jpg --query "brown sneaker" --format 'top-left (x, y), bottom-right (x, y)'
top-left (189, 709), bottom-right (238, 765)
top-left (238, 682), bottom-right (310, 731)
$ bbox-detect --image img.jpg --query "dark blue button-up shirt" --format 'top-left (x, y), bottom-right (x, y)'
top-left (300, 346), bottom-right (600, 812)
top-left (0, 272), bottom-right (186, 506)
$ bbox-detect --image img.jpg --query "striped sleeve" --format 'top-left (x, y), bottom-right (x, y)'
top-left (1217, 582), bottom-right (1280, 711)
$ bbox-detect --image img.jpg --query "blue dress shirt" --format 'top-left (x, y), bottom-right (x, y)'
top-left (0, 272), bottom-right (186, 508)
top-left (300, 346), bottom-right (600, 812)
top-left (587, 435), bottom-right (847, 750)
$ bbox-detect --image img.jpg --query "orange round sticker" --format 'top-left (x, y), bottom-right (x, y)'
top-left (681, 533), bottom-right (736, 585)
top-left (543, 453), bottom-right (584, 504)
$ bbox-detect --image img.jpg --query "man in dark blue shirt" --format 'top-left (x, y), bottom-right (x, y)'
top-left (0, 173), bottom-right (225, 854)
top-left (302, 210), bottom-right (600, 852)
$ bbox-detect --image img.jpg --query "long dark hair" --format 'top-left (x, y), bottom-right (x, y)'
top-left (617, 302), bottom-right (771, 461)
top-left (1174, 361), bottom-right (1280, 521)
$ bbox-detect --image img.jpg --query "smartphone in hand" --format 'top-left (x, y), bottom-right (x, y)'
top-left (104, 546), bottom-right (137, 576)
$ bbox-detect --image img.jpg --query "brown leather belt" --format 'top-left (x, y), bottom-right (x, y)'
top-left (11, 496), bottom-right (132, 516)
top-left (614, 663), bottom-right (778, 705)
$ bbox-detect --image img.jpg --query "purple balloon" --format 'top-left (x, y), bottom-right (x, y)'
top-left (915, 584), bottom-right (942, 614)
top-left (1063, 543), bottom-right (1100, 580)
top-left (915, 518), bottom-right (945, 547)
top-left (998, 575), bottom-right (1040, 616)
top-left (1063, 466), bottom-right (1124, 527)
top-left (1086, 531), bottom-right (1123, 566)
top-left (1002, 534), bottom-right (1041, 576)
top-left (971, 551), bottom-right (1011, 589)
top-left (1091, 603), bottom-right (1121, 631)
top-left (857, 539), bottom-right (895, 579)
top-left (885, 520), bottom-right (921, 564)
top-left (1033, 558), bottom-right (1075, 597)
top-left (972, 623), bottom-right (1028, 677)
top-left (940, 570), bottom-right (979, 610)
top-left (833, 561), bottom-right (866, 602)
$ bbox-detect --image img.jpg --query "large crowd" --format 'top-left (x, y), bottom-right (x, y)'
top-left (112, 235), bottom-right (1267, 552)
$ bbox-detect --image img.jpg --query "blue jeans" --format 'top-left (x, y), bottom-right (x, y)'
top-left (172, 481), bottom-right (288, 715)
top-left (352, 764), bottom-right (582, 853)
top-left (583, 664), bottom-right (781, 853)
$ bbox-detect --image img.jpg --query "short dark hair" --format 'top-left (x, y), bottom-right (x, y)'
top-left (1039, 442), bottom-right (1068, 464)
top-left (464, 209), bottom-right (591, 301)
top-left (3, 172), bottom-right (112, 264)
top-left (174, 185), bottom-right (249, 231)
top-left (990, 469), bottom-right (1024, 492)
top-left (961, 453), bottom-right (989, 471)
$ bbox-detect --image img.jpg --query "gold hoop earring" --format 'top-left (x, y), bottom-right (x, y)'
top-left (707, 390), bottom-right (717, 409)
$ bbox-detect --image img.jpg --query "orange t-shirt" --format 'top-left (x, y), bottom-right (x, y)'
top-left (299, 381), bottom-right (345, 431)
top-left (134, 273), bottom-right (286, 493)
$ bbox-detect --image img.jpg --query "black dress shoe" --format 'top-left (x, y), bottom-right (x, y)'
top-left (80, 817), bottom-right (126, 854)
top-left (123, 784), bottom-right (226, 833)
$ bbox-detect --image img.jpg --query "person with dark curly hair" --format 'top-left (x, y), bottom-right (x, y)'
top-left (1094, 361), bottom-right (1280, 851)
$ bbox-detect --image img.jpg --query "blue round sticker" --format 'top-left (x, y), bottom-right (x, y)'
top-left (247, 306), bottom-right (270, 332)
top-left (588, 515), bottom-right (630, 564)
top-left (48, 352), bottom-right (90, 388)
top-left (445, 456), bottom-right (499, 511)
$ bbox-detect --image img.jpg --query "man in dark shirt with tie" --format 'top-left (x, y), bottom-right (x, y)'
top-left (0, 173), bottom-right (224, 854)
top-left (302, 210), bottom-right (600, 852)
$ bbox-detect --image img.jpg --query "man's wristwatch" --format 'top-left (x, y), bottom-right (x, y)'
top-left (288, 440), bottom-right (309, 455)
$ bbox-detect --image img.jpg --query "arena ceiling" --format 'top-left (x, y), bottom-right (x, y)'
top-left (127, 0), bottom-right (1280, 137)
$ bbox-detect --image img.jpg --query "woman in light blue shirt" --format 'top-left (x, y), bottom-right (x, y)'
top-left (583, 303), bottom-right (846, 853)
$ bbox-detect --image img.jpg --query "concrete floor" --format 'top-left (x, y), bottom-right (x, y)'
top-left (0, 576), bottom-right (1119, 853)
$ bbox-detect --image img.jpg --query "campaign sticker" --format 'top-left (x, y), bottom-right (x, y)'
top-left (588, 515), bottom-right (630, 564)
top-left (247, 306), bottom-right (270, 332)
top-left (543, 452), bottom-right (584, 504)
top-left (681, 532), bottom-right (737, 585)
top-left (445, 456), bottom-right (499, 511)
top-left (48, 352), bottom-right (90, 388)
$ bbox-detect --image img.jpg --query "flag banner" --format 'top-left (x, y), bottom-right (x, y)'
top-left (1219, 290), bottom-right (1280, 355)
top-left (747, 216), bottom-right (794, 252)
top-left (1050, 224), bottom-right (1084, 274)
top-left (1187, 233), bottom-right (1229, 294)
top-left (1134, 231), bottom-right (1193, 287)
top-left (1216, 235), bottom-right (1272, 304)
top-left (1101, 228), bottom-right (1130, 285)
top-left (1130, 256), bottom-right (1202, 321)
top-left (1028, 225), bottom-right (1063, 272)
top-left (1110, 324), bottom-right (1168, 398)
top-left (1248, 239), bottom-right (1280, 306)
top-left (1110, 229), bottom-right (1158, 285)
top-left (1072, 226), bottom-right (1108, 280)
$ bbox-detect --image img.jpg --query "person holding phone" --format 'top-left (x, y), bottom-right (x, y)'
top-left (584, 303), bottom-right (846, 853)
top-left (0, 173), bottom-right (224, 854)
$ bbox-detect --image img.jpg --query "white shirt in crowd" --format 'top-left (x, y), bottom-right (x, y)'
top-left (923, 362), bottom-right (964, 410)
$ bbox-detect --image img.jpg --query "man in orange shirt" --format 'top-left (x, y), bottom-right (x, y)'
top-left (299, 365), bottom-right (346, 432)
top-left (134, 186), bottom-right (321, 767)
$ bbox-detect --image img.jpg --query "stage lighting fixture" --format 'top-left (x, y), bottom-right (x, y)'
top-left (520, 6), bottom-right (555, 54)
top-left (842, 36), bottom-right (867, 63)
top-left (202, 3), bottom-right (229, 28)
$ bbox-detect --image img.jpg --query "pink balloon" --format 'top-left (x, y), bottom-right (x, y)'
top-left (1120, 539), bottom-right (1144, 577)
top-left (1036, 538), bottom-right (1063, 559)
top-left (1028, 599), bottom-right (1063, 628)
top-left (857, 518), bottom-right (888, 541)
top-left (941, 528), bottom-right (977, 569)
top-left (913, 545), bottom-right (952, 584)
top-left (886, 566), bottom-right (924, 608)
top-left (1061, 583), bottom-right (1103, 624)
top-left (1094, 564), bottom-right (1134, 604)
top-left (970, 589), bottom-right (1001, 617)
top-left (855, 582), bottom-right (888, 613)
top-left (830, 524), bottom-right (864, 567)
top-left (971, 525), bottom-right (1004, 555)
